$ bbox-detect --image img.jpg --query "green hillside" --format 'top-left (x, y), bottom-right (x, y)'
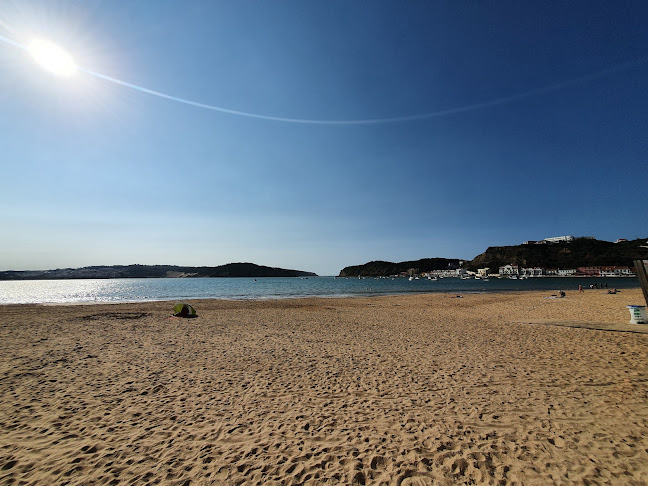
top-left (339, 258), bottom-right (462, 277)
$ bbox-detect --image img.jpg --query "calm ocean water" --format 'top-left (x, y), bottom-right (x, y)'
top-left (0, 276), bottom-right (640, 304)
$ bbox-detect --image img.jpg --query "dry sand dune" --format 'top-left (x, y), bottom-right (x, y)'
top-left (1, 289), bottom-right (648, 485)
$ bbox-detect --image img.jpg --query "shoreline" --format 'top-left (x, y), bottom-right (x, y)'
top-left (1, 290), bottom-right (648, 484)
top-left (3, 287), bottom-right (643, 307)
top-left (0, 280), bottom-right (642, 307)
top-left (1, 273), bottom-right (641, 281)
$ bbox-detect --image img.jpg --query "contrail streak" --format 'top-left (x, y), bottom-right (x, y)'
top-left (0, 33), bottom-right (23, 49)
top-left (1, 34), bottom-right (646, 125)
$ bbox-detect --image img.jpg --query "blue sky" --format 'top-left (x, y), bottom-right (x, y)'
top-left (0, 1), bottom-right (647, 276)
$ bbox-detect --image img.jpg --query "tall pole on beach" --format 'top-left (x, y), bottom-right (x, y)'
top-left (634, 260), bottom-right (648, 306)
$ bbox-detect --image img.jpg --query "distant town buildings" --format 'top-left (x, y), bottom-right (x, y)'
top-left (577, 267), bottom-right (600, 276)
top-left (599, 266), bottom-right (632, 276)
top-left (520, 267), bottom-right (544, 277)
top-left (391, 264), bottom-right (635, 279)
top-left (557, 269), bottom-right (577, 276)
top-left (576, 266), bottom-right (633, 277)
top-left (497, 265), bottom-right (633, 277)
top-left (499, 264), bottom-right (519, 276)
top-left (428, 268), bottom-right (469, 278)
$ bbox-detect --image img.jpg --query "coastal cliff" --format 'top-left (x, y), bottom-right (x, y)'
top-left (339, 237), bottom-right (648, 277)
top-left (0, 263), bottom-right (317, 280)
top-left (466, 238), bottom-right (648, 271)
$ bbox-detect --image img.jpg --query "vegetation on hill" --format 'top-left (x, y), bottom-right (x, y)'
top-left (338, 238), bottom-right (648, 277)
top-left (466, 238), bottom-right (648, 272)
top-left (0, 263), bottom-right (317, 280)
top-left (339, 258), bottom-right (462, 277)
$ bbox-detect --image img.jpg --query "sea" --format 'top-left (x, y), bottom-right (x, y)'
top-left (0, 276), bottom-right (641, 305)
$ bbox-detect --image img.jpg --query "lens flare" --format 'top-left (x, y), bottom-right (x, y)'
top-left (27, 39), bottom-right (77, 77)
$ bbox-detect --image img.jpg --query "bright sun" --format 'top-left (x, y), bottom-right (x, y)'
top-left (27, 39), bottom-right (77, 77)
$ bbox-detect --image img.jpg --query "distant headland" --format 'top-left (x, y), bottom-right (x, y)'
top-left (339, 236), bottom-right (648, 278)
top-left (0, 263), bottom-right (317, 281)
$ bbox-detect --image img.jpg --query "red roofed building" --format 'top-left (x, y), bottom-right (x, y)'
top-left (577, 266), bottom-right (601, 276)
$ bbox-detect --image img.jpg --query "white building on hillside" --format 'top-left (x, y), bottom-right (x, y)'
top-left (544, 236), bottom-right (574, 243)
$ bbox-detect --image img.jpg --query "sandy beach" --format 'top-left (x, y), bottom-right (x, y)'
top-left (1, 289), bottom-right (648, 485)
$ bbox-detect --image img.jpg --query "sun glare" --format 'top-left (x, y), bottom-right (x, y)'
top-left (27, 39), bottom-right (77, 77)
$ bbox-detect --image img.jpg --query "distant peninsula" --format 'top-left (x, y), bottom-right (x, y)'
top-left (0, 263), bottom-right (317, 281)
top-left (339, 258), bottom-right (462, 278)
top-left (339, 237), bottom-right (648, 277)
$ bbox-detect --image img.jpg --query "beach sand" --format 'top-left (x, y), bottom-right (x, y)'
top-left (1, 289), bottom-right (648, 485)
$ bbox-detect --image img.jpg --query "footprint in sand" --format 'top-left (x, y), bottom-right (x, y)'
top-left (348, 470), bottom-right (366, 485)
top-left (370, 454), bottom-right (387, 470)
top-left (398, 471), bottom-right (432, 486)
top-left (548, 436), bottom-right (565, 448)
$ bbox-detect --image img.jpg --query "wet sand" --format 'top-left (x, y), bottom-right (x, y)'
top-left (1, 289), bottom-right (647, 485)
